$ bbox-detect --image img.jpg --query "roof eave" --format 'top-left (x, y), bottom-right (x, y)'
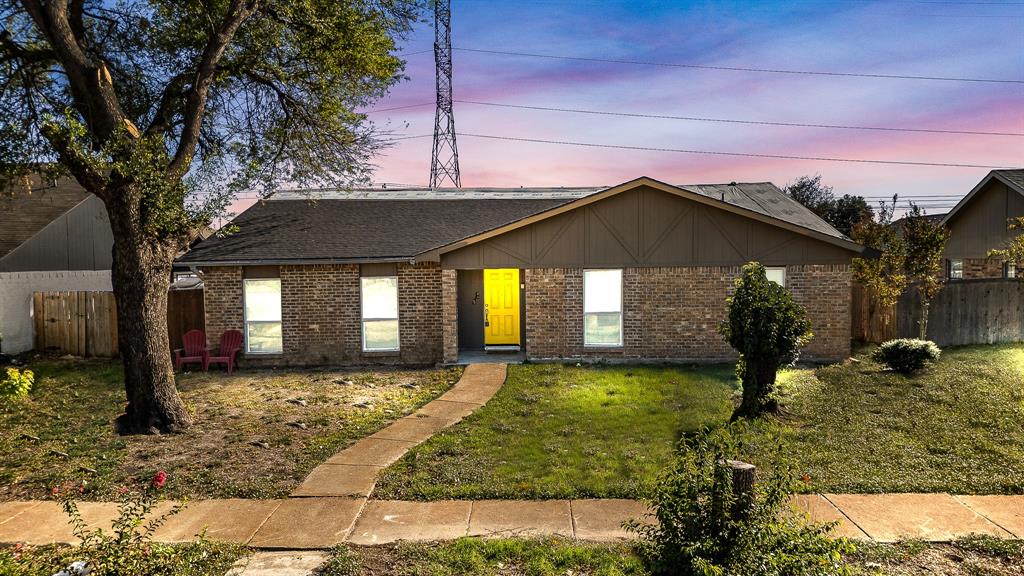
top-left (178, 256), bottom-right (418, 267)
top-left (940, 170), bottom-right (1024, 227)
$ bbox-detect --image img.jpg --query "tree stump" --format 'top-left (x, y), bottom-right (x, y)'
top-left (724, 460), bottom-right (757, 519)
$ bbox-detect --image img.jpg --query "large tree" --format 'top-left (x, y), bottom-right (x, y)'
top-left (0, 0), bottom-right (415, 433)
top-left (784, 174), bottom-right (873, 237)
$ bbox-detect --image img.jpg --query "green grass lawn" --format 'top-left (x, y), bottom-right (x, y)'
top-left (374, 363), bottom-right (736, 500)
top-left (317, 537), bottom-right (1024, 576)
top-left (377, 343), bottom-right (1024, 500)
top-left (766, 343), bottom-right (1024, 495)
top-left (0, 358), bottom-right (461, 501)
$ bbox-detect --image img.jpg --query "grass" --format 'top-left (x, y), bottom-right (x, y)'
top-left (315, 536), bottom-right (1024, 576)
top-left (374, 363), bottom-right (735, 500)
top-left (0, 541), bottom-right (247, 576)
top-left (377, 343), bottom-right (1024, 500)
top-left (763, 343), bottom-right (1024, 494)
top-left (0, 358), bottom-right (461, 501)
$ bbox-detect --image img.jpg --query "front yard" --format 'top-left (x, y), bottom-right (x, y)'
top-left (0, 359), bottom-right (461, 501)
top-left (376, 343), bottom-right (1024, 500)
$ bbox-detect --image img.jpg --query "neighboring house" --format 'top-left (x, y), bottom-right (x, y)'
top-left (0, 176), bottom-right (114, 353)
top-left (939, 169), bottom-right (1024, 280)
top-left (178, 177), bottom-right (866, 366)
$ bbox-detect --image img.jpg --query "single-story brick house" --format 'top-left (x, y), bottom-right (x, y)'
top-left (178, 177), bottom-right (866, 366)
top-left (939, 169), bottom-right (1023, 280)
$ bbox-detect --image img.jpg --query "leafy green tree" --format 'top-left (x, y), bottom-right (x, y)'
top-left (720, 263), bottom-right (813, 420)
top-left (851, 197), bottom-right (908, 312)
top-left (988, 217), bottom-right (1024, 275)
top-left (901, 203), bottom-right (950, 339)
top-left (784, 174), bottom-right (872, 236)
top-left (0, 1), bottom-right (416, 432)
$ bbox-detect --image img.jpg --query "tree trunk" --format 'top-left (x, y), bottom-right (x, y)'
top-left (107, 192), bottom-right (192, 434)
top-left (918, 299), bottom-right (930, 340)
top-left (732, 359), bottom-right (779, 420)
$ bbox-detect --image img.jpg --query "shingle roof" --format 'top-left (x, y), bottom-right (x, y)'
top-left (995, 169), bottom-right (1024, 192)
top-left (179, 180), bottom-right (850, 264)
top-left (0, 176), bottom-right (90, 258)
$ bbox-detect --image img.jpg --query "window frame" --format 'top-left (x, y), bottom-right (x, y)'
top-left (583, 268), bottom-right (624, 348)
top-left (765, 266), bottom-right (786, 287)
top-left (1005, 262), bottom-right (1017, 279)
top-left (949, 259), bottom-right (964, 280)
top-left (360, 275), bottom-right (401, 352)
top-left (242, 277), bottom-right (283, 355)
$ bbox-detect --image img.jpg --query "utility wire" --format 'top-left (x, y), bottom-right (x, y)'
top-left (458, 132), bottom-right (1010, 169)
top-left (454, 99), bottom-right (1023, 137)
top-left (364, 102), bottom-right (433, 114)
top-left (454, 47), bottom-right (1024, 84)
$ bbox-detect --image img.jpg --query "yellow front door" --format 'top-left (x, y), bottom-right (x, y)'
top-left (483, 268), bottom-right (520, 346)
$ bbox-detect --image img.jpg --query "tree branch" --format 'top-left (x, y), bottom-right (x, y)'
top-left (167, 0), bottom-right (260, 177)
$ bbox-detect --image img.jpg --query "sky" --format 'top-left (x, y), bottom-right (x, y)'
top-left (339, 0), bottom-right (1024, 216)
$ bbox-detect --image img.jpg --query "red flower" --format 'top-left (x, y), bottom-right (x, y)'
top-left (801, 473), bottom-right (812, 483)
top-left (151, 470), bottom-right (167, 489)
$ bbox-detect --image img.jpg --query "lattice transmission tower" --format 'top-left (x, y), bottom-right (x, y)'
top-left (429, 0), bottom-right (460, 188)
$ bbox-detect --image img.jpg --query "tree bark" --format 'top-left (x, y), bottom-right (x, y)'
top-left (732, 359), bottom-right (780, 420)
top-left (107, 189), bottom-right (192, 434)
top-left (918, 300), bottom-right (930, 340)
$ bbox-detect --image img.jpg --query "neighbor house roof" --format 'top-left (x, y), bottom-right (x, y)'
top-left (0, 176), bottom-right (90, 258)
top-left (179, 178), bottom-right (860, 265)
top-left (940, 169), bottom-right (1024, 226)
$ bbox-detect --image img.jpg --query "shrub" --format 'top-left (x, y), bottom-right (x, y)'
top-left (720, 262), bottom-right (813, 419)
top-left (872, 339), bottom-right (941, 373)
top-left (0, 367), bottom-right (33, 401)
top-left (627, 425), bottom-right (853, 576)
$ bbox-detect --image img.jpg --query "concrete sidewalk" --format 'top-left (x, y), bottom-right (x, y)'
top-left (1, 493), bottom-right (1021, 549)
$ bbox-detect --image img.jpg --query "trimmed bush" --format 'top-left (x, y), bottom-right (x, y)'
top-left (872, 339), bottom-right (941, 374)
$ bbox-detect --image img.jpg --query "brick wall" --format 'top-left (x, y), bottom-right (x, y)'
top-left (202, 262), bottom-right (443, 366)
top-left (441, 269), bottom-right (458, 363)
top-left (202, 266), bottom-right (243, 350)
top-left (950, 258), bottom-right (1020, 280)
top-left (525, 265), bottom-right (852, 362)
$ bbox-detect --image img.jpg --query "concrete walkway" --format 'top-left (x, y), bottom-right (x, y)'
top-left (292, 363), bottom-right (507, 498)
top-left (1, 494), bottom-right (1021, 549)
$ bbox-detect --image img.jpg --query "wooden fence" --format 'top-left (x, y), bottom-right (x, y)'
top-left (852, 279), bottom-right (1024, 347)
top-left (33, 289), bottom-right (205, 357)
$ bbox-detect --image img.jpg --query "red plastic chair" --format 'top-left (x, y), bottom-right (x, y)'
top-left (205, 330), bottom-right (243, 374)
top-left (174, 330), bottom-right (208, 372)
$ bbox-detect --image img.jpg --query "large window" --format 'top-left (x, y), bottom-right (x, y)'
top-left (584, 269), bottom-right (623, 347)
top-left (361, 276), bottom-right (400, 351)
top-left (243, 279), bottom-right (282, 353)
top-left (949, 259), bottom-right (964, 280)
top-left (765, 267), bottom-right (786, 287)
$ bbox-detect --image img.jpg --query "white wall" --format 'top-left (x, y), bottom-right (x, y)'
top-left (0, 270), bottom-right (112, 354)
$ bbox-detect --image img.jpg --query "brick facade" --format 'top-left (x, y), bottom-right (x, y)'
top-left (204, 262), bottom-right (852, 366)
top-left (943, 258), bottom-right (1020, 280)
top-left (524, 265), bottom-right (851, 362)
top-left (202, 262), bottom-right (442, 366)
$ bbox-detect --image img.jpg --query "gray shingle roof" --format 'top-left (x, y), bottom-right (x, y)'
top-left (179, 181), bottom-right (850, 264)
top-left (995, 169), bottom-right (1024, 192)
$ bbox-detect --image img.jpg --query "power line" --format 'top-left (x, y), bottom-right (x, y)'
top-left (458, 132), bottom-right (1010, 169)
top-left (454, 47), bottom-right (1024, 84)
top-left (365, 102), bottom-right (433, 114)
top-left (454, 99), bottom-right (1023, 137)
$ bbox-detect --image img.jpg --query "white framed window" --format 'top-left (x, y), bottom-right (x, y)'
top-left (243, 278), bottom-right (282, 354)
top-left (1006, 262), bottom-right (1017, 279)
top-left (361, 276), bottom-right (400, 351)
top-left (949, 259), bottom-right (964, 280)
top-left (584, 269), bottom-right (623, 347)
top-left (765, 267), bottom-right (786, 287)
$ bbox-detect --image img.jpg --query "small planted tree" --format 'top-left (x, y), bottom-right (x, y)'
top-left (988, 217), bottom-right (1024, 275)
top-left (720, 263), bottom-right (813, 420)
top-left (901, 203), bottom-right (950, 339)
top-left (851, 197), bottom-right (908, 329)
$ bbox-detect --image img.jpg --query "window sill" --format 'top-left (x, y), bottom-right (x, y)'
top-left (362, 350), bottom-right (401, 357)
top-left (583, 344), bottom-right (624, 349)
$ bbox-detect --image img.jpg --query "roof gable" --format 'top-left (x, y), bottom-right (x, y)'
top-left (0, 177), bottom-right (90, 258)
top-left (430, 177), bottom-right (863, 258)
top-left (941, 169), bottom-right (1024, 227)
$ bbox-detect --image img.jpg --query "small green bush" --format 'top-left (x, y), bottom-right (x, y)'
top-left (627, 425), bottom-right (853, 576)
top-left (0, 367), bottom-right (33, 401)
top-left (872, 339), bottom-right (941, 373)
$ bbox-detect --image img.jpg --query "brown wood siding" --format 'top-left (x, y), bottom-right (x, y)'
top-left (441, 185), bottom-right (853, 269)
top-left (945, 181), bottom-right (1024, 259)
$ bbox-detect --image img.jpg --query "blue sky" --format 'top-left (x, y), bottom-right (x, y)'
top-left (362, 0), bottom-right (1023, 212)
